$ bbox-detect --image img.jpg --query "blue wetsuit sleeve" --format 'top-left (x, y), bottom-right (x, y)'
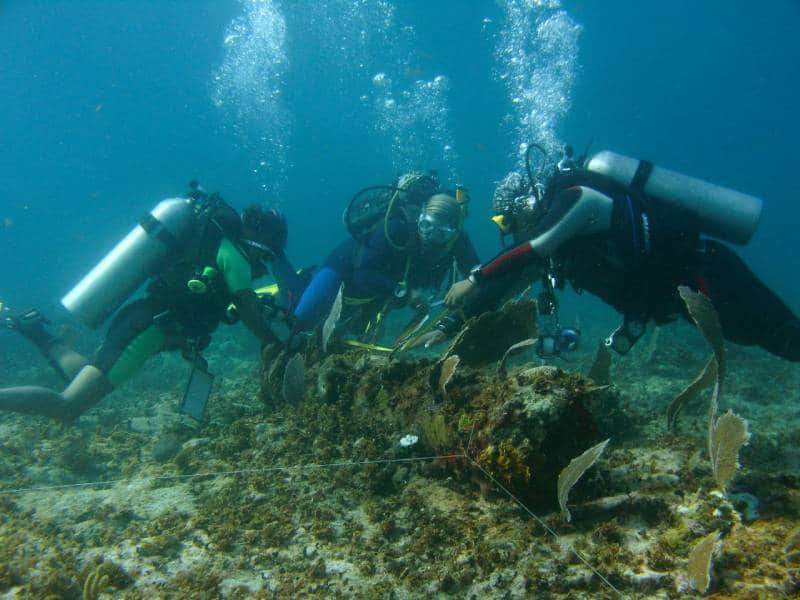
top-left (291, 266), bottom-right (342, 330)
top-left (352, 220), bottom-right (405, 296)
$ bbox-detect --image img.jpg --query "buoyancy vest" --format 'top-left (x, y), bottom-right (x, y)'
top-left (541, 168), bottom-right (697, 320)
top-left (147, 197), bottom-right (250, 334)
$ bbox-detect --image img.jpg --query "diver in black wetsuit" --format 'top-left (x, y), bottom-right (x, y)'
top-left (443, 147), bottom-right (800, 362)
top-left (291, 174), bottom-right (480, 341)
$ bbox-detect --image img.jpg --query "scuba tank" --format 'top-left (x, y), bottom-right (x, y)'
top-left (61, 197), bottom-right (196, 329)
top-left (343, 172), bottom-right (440, 250)
top-left (586, 150), bottom-right (762, 245)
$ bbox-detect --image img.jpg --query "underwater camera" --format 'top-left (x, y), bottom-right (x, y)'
top-left (537, 326), bottom-right (581, 358)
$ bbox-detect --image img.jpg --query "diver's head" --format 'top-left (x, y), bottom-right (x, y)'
top-left (241, 205), bottom-right (288, 259)
top-left (491, 171), bottom-right (544, 242)
top-left (417, 193), bottom-right (461, 247)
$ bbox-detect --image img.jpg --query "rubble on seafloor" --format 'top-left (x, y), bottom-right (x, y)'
top-left (0, 319), bottom-right (798, 598)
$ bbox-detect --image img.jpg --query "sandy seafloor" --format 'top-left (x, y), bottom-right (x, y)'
top-left (0, 318), bottom-right (798, 599)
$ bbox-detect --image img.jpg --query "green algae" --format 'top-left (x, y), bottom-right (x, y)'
top-left (0, 320), bottom-right (798, 597)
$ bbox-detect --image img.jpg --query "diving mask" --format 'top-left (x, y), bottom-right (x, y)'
top-left (417, 213), bottom-right (457, 245)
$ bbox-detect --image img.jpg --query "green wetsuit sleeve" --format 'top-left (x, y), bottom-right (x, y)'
top-left (216, 237), bottom-right (253, 293)
top-left (106, 325), bottom-right (166, 387)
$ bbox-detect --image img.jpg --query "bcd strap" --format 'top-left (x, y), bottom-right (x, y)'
top-left (140, 213), bottom-right (181, 252)
top-left (343, 339), bottom-right (394, 353)
top-left (343, 295), bottom-right (376, 306)
top-left (630, 160), bottom-right (654, 193)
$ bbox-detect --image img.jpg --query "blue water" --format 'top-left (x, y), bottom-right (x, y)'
top-left (1, 0), bottom-right (798, 327)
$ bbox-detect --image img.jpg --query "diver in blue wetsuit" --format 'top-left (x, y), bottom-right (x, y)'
top-left (292, 184), bottom-right (480, 341)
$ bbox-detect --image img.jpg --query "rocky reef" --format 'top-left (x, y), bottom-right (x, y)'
top-left (0, 317), bottom-right (798, 598)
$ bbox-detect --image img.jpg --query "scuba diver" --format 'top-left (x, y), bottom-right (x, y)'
top-left (443, 144), bottom-right (800, 362)
top-left (0, 182), bottom-right (301, 421)
top-left (290, 172), bottom-right (480, 347)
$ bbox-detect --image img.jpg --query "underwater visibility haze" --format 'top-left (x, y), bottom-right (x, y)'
top-left (0, 0), bottom-right (799, 598)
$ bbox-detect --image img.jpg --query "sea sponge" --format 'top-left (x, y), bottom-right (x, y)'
top-left (478, 438), bottom-right (531, 488)
top-left (420, 412), bottom-right (457, 453)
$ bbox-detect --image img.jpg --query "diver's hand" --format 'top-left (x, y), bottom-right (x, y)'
top-left (445, 279), bottom-right (477, 307)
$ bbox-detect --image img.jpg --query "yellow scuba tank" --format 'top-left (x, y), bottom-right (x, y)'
top-left (586, 150), bottom-right (762, 245)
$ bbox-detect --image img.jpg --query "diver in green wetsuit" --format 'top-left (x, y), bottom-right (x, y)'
top-left (0, 189), bottom-right (296, 421)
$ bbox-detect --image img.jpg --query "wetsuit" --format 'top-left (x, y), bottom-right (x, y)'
top-left (95, 237), bottom-right (260, 386)
top-left (293, 217), bottom-right (480, 331)
top-left (468, 171), bottom-right (800, 361)
top-left (0, 200), bottom-right (297, 421)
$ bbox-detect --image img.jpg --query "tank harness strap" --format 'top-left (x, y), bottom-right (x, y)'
top-left (630, 159), bottom-right (654, 193)
top-left (384, 188), bottom-right (406, 251)
top-left (343, 339), bottom-right (394, 353)
top-left (624, 194), bottom-right (642, 257)
top-left (625, 162), bottom-right (654, 259)
top-left (401, 255), bottom-right (411, 286)
top-left (140, 213), bottom-right (182, 252)
top-left (393, 307), bottom-right (453, 351)
top-left (343, 295), bottom-right (376, 306)
top-left (362, 255), bottom-right (413, 341)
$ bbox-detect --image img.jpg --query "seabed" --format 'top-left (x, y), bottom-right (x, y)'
top-left (0, 319), bottom-right (798, 599)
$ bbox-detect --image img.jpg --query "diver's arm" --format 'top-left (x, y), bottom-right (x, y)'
top-left (471, 241), bottom-right (540, 284)
top-left (445, 186), bottom-right (612, 307)
top-left (291, 267), bottom-right (343, 331)
top-left (473, 186), bottom-right (613, 283)
top-left (217, 237), bottom-right (276, 344)
top-left (232, 289), bottom-right (276, 344)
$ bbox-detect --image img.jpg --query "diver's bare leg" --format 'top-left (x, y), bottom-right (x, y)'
top-left (0, 365), bottom-right (112, 421)
top-left (5, 309), bottom-right (89, 381)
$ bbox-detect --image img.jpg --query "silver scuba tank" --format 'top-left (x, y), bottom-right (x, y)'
top-left (61, 197), bottom-right (196, 329)
top-left (586, 150), bottom-right (762, 245)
